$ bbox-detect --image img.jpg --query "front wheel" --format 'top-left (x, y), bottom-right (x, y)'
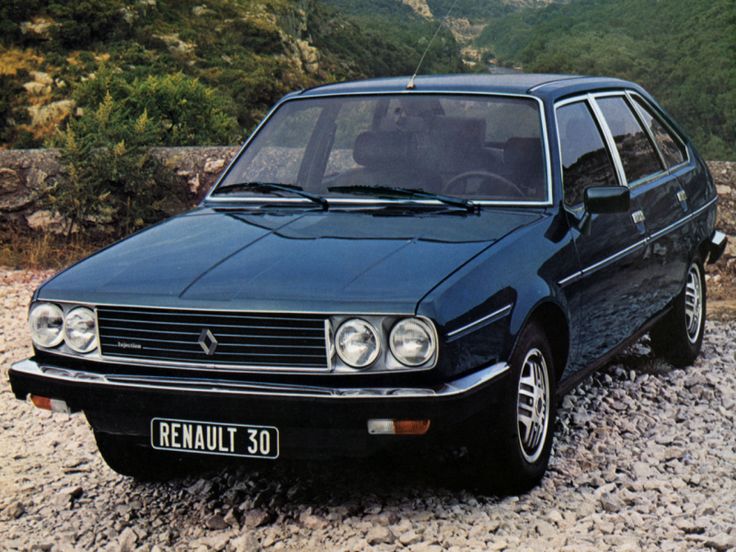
top-left (470, 322), bottom-right (557, 495)
top-left (650, 259), bottom-right (706, 367)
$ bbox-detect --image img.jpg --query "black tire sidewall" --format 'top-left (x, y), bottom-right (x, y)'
top-left (683, 258), bottom-right (706, 354)
top-left (651, 256), bottom-right (706, 367)
top-left (473, 321), bottom-right (557, 493)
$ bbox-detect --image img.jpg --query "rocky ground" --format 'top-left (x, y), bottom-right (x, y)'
top-left (707, 161), bottom-right (736, 313)
top-left (0, 269), bottom-right (734, 552)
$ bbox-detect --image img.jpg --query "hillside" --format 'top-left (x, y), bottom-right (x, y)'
top-left (0, 0), bottom-right (464, 149)
top-left (476, 0), bottom-right (736, 161)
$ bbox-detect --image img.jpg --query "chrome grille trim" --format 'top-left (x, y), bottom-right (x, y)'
top-left (96, 306), bottom-right (330, 372)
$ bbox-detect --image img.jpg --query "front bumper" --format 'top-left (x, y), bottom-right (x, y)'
top-left (9, 358), bottom-right (510, 458)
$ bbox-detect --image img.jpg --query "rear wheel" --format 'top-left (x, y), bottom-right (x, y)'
top-left (650, 259), bottom-right (706, 367)
top-left (471, 322), bottom-right (557, 495)
top-left (94, 431), bottom-right (199, 481)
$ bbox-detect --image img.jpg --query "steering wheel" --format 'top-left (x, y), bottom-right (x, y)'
top-left (445, 170), bottom-right (526, 199)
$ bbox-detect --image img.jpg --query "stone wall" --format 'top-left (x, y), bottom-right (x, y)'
top-left (0, 147), bottom-right (734, 241)
top-left (0, 146), bottom-right (238, 233)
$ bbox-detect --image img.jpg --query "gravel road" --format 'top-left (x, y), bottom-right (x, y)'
top-left (1, 269), bottom-right (735, 552)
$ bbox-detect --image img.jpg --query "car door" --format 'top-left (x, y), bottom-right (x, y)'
top-left (628, 93), bottom-right (696, 305)
top-left (595, 93), bottom-right (688, 320)
top-left (555, 98), bottom-right (648, 373)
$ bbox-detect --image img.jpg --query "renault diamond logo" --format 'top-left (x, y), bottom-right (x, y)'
top-left (198, 329), bottom-right (218, 356)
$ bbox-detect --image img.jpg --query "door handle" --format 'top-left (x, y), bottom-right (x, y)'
top-left (676, 189), bottom-right (689, 213)
top-left (631, 210), bottom-right (646, 234)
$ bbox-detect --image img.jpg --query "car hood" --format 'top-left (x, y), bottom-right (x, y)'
top-left (39, 207), bottom-right (543, 313)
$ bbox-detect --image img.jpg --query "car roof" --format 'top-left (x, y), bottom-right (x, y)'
top-left (295, 73), bottom-right (639, 101)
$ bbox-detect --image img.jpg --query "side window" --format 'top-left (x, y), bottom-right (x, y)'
top-left (631, 96), bottom-right (687, 167)
top-left (596, 96), bottom-right (663, 183)
top-left (557, 101), bottom-right (619, 206)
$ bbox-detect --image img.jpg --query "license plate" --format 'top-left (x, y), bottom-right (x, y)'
top-left (150, 418), bottom-right (279, 459)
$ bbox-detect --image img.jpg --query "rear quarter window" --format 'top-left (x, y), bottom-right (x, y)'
top-left (597, 96), bottom-right (663, 183)
top-left (631, 96), bottom-right (687, 167)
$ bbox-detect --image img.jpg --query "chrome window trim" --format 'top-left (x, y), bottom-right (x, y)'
top-left (587, 93), bottom-right (630, 187)
top-left (590, 91), bottom-right (691, 188)
top-left (205, 197), bottom-right (554, 207)
top-left (626, 91), bottom-right (691, 168)
top-left (554, 90), bottom-right (697, 194)
top-left (203, 90), bottom-right (555, 207)
top-left (446, 304), bottom-right (513, 339)
top-left (553, 94), bottom-right (626, 208)
top-left (11, 359), bottom-right (511, 400)
top-left (557, 195), bottom-right (718, 287)
top-left (624, 92), bottom-right (668, 170)
top-left (34, 301), bottom-right (439, 376)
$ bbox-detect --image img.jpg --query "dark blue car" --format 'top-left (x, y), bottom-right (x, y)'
top-left (10, 74), bottom-right (727, 492)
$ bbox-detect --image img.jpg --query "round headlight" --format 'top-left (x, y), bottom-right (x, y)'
top-left (335, 319), bottom-right (380, 368)
top-left (390, 318), bottom-right (435, 366)
top-left (64, 307), bottom-right (98, 353)
top-left (29, 303), bottom-right (64, 348)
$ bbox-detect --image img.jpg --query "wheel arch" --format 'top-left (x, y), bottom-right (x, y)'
top-left (512, 299), bottom-right (570, 382)
top-left (696, 237), bottom-right (711, 264)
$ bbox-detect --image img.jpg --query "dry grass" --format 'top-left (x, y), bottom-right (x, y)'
top-left (0, 230), bottom-right (105, 271)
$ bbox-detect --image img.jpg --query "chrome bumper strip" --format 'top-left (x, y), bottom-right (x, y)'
top-left (557, 195), bottom-right (719, 288)
top-left (10, 359), bottom-right (510, 400)
top-left (446, 304), bottom-right (513, 339)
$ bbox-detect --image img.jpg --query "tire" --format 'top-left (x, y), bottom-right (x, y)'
top-left (94, 431), bottom-right (200, 481)
top-left (650, 258), bottom-right (706, 368)
top-left (471, 321), bottom-right (557, 495)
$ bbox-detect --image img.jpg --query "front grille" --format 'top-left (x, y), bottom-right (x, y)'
top-left (96, 306), bottom-right (329, 371)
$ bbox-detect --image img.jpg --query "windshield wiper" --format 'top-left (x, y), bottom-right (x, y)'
top-left (327, 185), bottom-right (478, 213)
top-left (212, 182), bottom-right (328, 210)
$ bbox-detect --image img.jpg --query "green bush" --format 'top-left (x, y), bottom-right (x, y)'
top-left (49, 93), bottom-right (186, 238)
top-left (47, 0), bottom-right (128, 48)
top-left (73, 69), bottom-right (241, 146)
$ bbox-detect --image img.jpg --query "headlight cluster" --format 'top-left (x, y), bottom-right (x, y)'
top-left (334, 317), bottom-right (436, 370)
top-left (29, 303), bottom-right (98, 354)
top-left (335, 319), bottom-right (380, 368)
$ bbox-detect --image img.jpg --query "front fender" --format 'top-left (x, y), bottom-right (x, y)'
top-left (417, 213), bottom-right (578, 379)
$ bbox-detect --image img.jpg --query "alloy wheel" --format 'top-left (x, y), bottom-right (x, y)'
top-left (516, 347), bottom-right (550, 463)
top-left (684, 263), bottom-right (703, 344)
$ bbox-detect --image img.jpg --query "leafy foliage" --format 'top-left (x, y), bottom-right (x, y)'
top-left (73, 69), bottom-right (240, 146)
top-left (0, 0), bottom-right (466, 149)
top-left (49, 93), bottom-right (186, 238)
top-left (477, 0), bottom-right (736, 160)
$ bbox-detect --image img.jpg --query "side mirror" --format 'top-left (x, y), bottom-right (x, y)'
top-left (578, 186), bottom-right (630, 234)
top-left (584, 186), bottom-right (630, 214)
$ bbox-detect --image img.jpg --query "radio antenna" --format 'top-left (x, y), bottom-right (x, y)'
top-left (406, 0), bottom-right (460, 90)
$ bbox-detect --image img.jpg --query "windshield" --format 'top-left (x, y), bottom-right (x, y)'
top-left (215, 94), bottom-right (548, 203)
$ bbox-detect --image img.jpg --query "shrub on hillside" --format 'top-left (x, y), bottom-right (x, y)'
top-left (73, 69), bottom-right (241, 146)
top-left (48, 0), bottom-right (128, 48)
top-left (49, 93), bottom-right (187, 238)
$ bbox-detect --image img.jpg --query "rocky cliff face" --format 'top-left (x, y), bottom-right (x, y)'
top-left (0, 147), bottom-right (238, 234)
